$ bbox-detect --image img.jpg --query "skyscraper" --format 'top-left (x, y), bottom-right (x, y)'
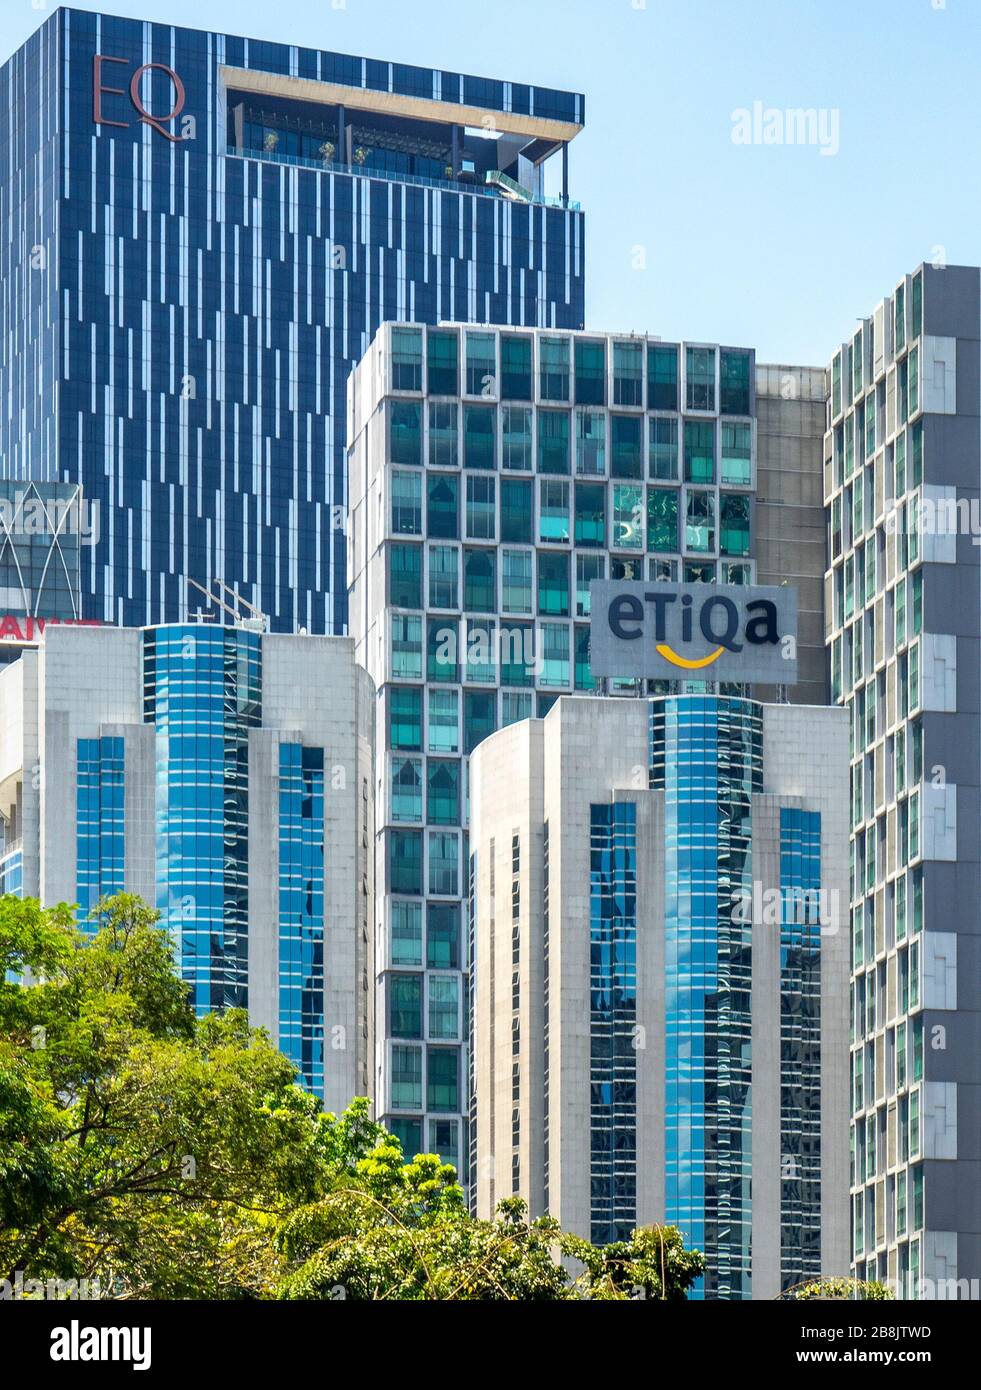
top-left (826, 263), bottom-right (981, 1298)
top-left (0, 6), bottom-right (585, 634)
top-left (0, 622), bottom-right (374, 1111)
top-left (469, 693), bottom-right (850, 1298)
top-left (346, 322), bottom-right (827, 1179)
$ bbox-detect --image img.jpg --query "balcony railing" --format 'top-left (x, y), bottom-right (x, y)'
top-left (225, 145), bottom-right (580, 210)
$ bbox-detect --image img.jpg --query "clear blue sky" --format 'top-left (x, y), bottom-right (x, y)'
top-left (4, 0), bottom-right (979, 364)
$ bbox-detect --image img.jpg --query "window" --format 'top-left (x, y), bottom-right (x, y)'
top-left (391, 1044), bottom-right (422, 1109)
top-left (427, 330), bottom-right (458, 395)
top-left (389, 687), bottom-right (422, 751)
top-left (576, 553), bottom-right (605, 616)
top-left (538, 551), bottom-right (570, 615)
top-left (502, 549), bottom-right (533, 613)
top-left (684, 419), bottom-right (715, 482)
top-left (501, 478), bottom-right (532, 543)
top-left (720, 349), bottom-right (751, 415)
top-left (720, 494), bottom-right (750, 556)
top-left (539, 479), bottom-right (570, 543)
top-left (649, 417), bottom-right (678, 479)
top-left (427, 1047), bottom-right (459, 1111)
top-left (574, 483), bottom-right (606, 547)
top-left (613, 341), bottom-right (643, 406)
top-left (428, 618), bottom-right (458, 683)
top-left (466, 619), bottom-right (496, 683)
top-left (428, 545), bottom-right (458, 609)
top-left (391, 756), bottom-right (422, 822)
top-left (428, 688), bottom-right (459, 753)
top-left (539, 336), bottom-right (570, 401)
top-left (613, 484), bottom-right (643, 550)
top-left (392, 470), bottom-right (422, 534)
top-left (686, 490), bottom-right (715, 552)
top-left (464, 405), bottom-right (496, 470)
top-left (500, 623), bottom-right (534, 687)
top-left (428, 976), bottom-right (460, 1040)
top-left (611, 414), bottom-right (642, 478)
top-left (575, 624), bottom-right (594, 691)
top-left (428, 832), bottom-right (459, 896)
top-left (575, 410), bottom-right (606, 475)
top-left (647, 344), bottom-right (678, 410)
top-left (426, 402), bottom-right (458, 470)
top-left (501, 335), bottom-right (533, 400)
top-left (427, 902), bottom-right (460, 969)
top-left (685, 346), bottom-right (716, 411)
top-left (391, 327), bottom-right (422, 391)
top-left (466, 331), bottom-right (496, 396)
top-left (389, 544), bottom-right (421, 607)
top-left (464, 689), bottom-right (496, 754)
top-left (390, 401), bottom-right (422, 465)
top-left (391, 614), bottom-right (422, 678)
top-left (538, 409), bottom-right (570, 474)
top-left (502, 691), bottom-right (533, 725)
top-left (502, 406), bottom-right (532, 470)
top-left (391, 899), bottom-right (422, 966)
top-left (390, 829), bottom-right (422, 894)
top-left (539, 623), bottom-right (570, 687)
top-left (574, 339), bottom-right (606, 405)
top-left (390, 974), bottom-right (423, 1038)
top-left (427, 474), bottom-right (458, 539)
top-left (427, 760), bottom-right (460, 825)
top-left (647, 488), bottom-right (678, 551)
top-left (429, 1118), bottom-right (459, 1169)
top-left (464, 548), bottom-right (495, 611)
top-left (465, 476), bottom-right (496, 540)
top-left (721, 421), bottom-right (752, 485)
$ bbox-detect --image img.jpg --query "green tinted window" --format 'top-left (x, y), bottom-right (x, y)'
top-left (501, 478), bottom-right (532, 543)
top-left (464, 689), bottom-right (497, 754)
top-left (389, 830), bottom-right (422, 895)
top-left (427, 330), bottom-right (458, 395)
top-left (464, 548), bottom-right (496, 612)
top-left (612, 341), bottom-right (643, 406)
top-left (464, 404), bottom-right (496, 469)
top-left (611, 413), bottom-right (642, 477)
top-left (574, 339), bottom-right (606, 405)
top-left (538, 409), bottom-right (570, 474)
top-left (427, 902), bottom-right (461, 969)
top-left (720, 350), bottom-right (751, 415)
top-left (538, 550), bottom-right (570, 615)
top-left (389, 544), bottom-right (421, 608)
top-left (684, 419), bottom-right (715, 482)
top-left (574, 482), bottom-right (605, 548)
top-left (427, 473), bottom-right (458, 539)
top-left (647, 488), bottom-right (678, 551)
top-left (390, 401), bottom-right (422, 465)
top-left (501, 335), bottom-right (532, 400)
top-left (389, 974), bottom-right (423, 1038)
top-left (647, 344), bottom-right (678, 410)
top-left (539, 336), bottom-right (570, 401)
top-left (389, 686), bottom-right (422, 751)
top-left (427, 760), bottom-right (460, 825)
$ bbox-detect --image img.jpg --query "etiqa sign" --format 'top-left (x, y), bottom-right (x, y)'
top-left (589, 581), bottom-right (797, 684)
top-left (93, 55), bottom-right (191, 142)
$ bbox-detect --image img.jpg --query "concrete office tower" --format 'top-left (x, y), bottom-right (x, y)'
top-left (0, 623), bottom-right (374, 1111)
top-left (348, 324), bottom-right (754, 1174)
top-left (826, 263), bottom-right (981, 1298)
top-left (0, 7), bottom-right (585, 634)
top-left (469, 694), bottom-right (850, 1300)
top-left (346, 322), bottom-right (827, 1179)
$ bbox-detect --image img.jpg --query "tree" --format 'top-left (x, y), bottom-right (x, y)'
top-left (783, 1276), bottom-right (895, 1301)
top-left (0, 894), bottom-right (327, 1298)
top-left (0, 893), bottom-right (708, 1301)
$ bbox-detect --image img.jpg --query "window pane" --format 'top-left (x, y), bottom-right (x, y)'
top-left (391, 900), bottom-right (422, 966)
top-left (576, 553), bottom-right (605, 616)
top-left (427, 902), bottom-right (460, 968)
top-left (647, 344), bottom-right (678, 410)
top-left (611, 413), bottom-right (642, 478)
top-left (428, 544), bottom-right (458, 609)
top-left (466, 331), bottom-right (496, 396)
top-left (427, 474), bottom-right (459, 539)
top-left (464, 404), bottom-right (496, 470)
top-left (389, 687), bottom-right (422, 751)
top-left (538, 551), bottom-right (570, 616)
top-left (464, 547), bottom-right (496, 611)
top-left (720, 493), bottom-right (750, 556)
top-left (574, 482), bottom-right (606, 548)
top-left (613, 484), bottom-right (643, 550)
top-left (390, 401), bottom-right (422, 465)
top-left (721, 421), bottom-right (752, 485)
top-left (539, 336), bottom-right (570, 401)
top-left (575, 409), bottom-right (606, 476)
top-left (392, 327), bottom-right (422, 391)
top-left (648, 417), bottom-right (678, 480)
top-left (428, 688), bottom-right (459, 753)
top-left (389, 543), bottom-right (421, 607)
top-left (501, 478), bottom-right (533, 543)
top-left (647, 487), bottom-right (678, 551)
top-left (502, 549), bottom-right (533, 613)
top-left (538, 409), bottom-right (570, 474)
top-left (391, 756), bottom-right (422, 822)
top-left (502, 406), bottom-right (532, 470)
top-left (392, 470), bottom-right (422, 534)
top-left (685, 346), bottom-right (716, 411)
top-left (574, 339), bottom-right (606, 405)
top-left (428, 401), bottom-right (458, 468)
top-left (539, 479), bottom-right (570, 543)
top-left (501, 334), bottom-right (532, 400)
top-left (464, 689), bottom-right (496, 754)
top-left (684, 419), bottom-right (715, 482)
top-left (427, 330), bottom-right (458, 395)
top-left (612, 341), bottom-right (643, 406)
top-left (686, 490), bottom-right (716, 552)
top-left (720, 349), bottom-right (751, 415)
top-left (427, 760), bottom-right (460, 825)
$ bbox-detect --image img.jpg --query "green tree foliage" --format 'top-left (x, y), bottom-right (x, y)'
top-left (0, 893), bottom-right (705, 1301)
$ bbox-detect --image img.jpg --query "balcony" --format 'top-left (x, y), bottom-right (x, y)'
top-left (224, 145), bottom-right (580, 211)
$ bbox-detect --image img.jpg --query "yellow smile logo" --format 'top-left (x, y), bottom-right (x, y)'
top-left (656, 643), bottom-right (725, 670)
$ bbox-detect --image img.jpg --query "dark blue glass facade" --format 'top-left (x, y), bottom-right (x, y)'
top-left (588, 800), bottom-right (637, 1246)
top-left (76, 734), bottom-right (126, 921)
top-left (278, 741), bottom-right (325, 1095)
top-left (0, 8), bottom-right (585, 634)
top-left (650, 696), bottom-right (761, 1299)
top-left (143, 626), bottom-right (261, 1012)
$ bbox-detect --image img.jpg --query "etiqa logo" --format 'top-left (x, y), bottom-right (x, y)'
top-left (93, 55), bottom-right (189, 142)
top-left (608, 589), bottom-right (782, 670)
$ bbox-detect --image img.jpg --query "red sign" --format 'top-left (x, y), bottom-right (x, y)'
top-left (0, 617), bottom-right (103, 645)
top-left (93, 55), bottom-right (187, 142)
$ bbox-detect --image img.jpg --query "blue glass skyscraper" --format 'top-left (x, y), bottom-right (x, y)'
top-left (0, 6), bottom-right (585, 633)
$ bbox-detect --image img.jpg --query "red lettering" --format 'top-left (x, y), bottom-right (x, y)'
top-left (129, 62), bottom-right (186, 142)
top-left (92, 54), bottom-right (130, 129)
